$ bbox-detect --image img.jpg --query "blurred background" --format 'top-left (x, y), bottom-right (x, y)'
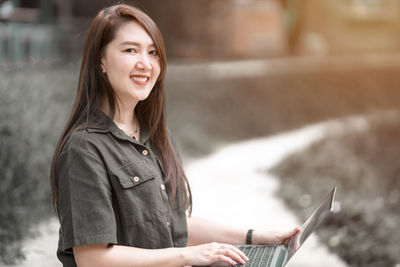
top-left (1, 0), bottom-right (399, 266)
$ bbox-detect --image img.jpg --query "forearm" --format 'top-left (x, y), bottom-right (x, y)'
top-left (74, 244), bottom-right (188, 267)
top-left (187, 216), bottom-right (247, 246)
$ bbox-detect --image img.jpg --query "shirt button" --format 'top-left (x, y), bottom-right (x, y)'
top-left (142, 149), bottom-right (149, 156)
top-left (160, 184), bottom-right (166, 190)
top-left (133, 176), bottom-right (140, 183)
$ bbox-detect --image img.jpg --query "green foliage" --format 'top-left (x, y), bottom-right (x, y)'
top-left (0, 62), bottom-right (77, 264)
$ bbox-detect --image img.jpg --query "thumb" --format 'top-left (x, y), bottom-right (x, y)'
top-left (282, 228), bottom-right (300, 246)
top-left (283, 227), bottom-right (301, 240)
top-left (290, 227), bottom-right (301, 235)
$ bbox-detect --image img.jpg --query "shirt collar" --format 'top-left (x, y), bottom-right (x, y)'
top-left (85, 109), bottom-right (151, 144)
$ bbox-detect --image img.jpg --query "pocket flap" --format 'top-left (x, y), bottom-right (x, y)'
top-left (111, 163), bottom-right (156, 189)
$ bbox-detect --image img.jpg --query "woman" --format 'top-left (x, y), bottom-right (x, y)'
top-left (50, 4), bottom-right (299, 267)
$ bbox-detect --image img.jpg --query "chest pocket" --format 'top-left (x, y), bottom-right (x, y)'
top-left (110, 161), bottom-right (167, 225)
top-left (113, 164), bottom-right (155, 189)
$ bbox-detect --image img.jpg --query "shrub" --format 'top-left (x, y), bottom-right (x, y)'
top-left (0, 62), bottom-right (77, 264)
top-left (271, 112), bottom-right (400, 267)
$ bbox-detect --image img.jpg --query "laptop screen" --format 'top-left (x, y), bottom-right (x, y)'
top-left (287, 187), bottom-right (337, 260)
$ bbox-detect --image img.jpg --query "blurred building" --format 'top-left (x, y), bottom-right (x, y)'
top-left (2, 0), bottom-right (400, 64)
top-left (286, 0), bottom-right (400, 56)
top-left (142, 0), bottom-right (287, 59)
top-left (0, 0), bottom-right (56, 64)
top-left (59, 0), bottom-right (288, 60)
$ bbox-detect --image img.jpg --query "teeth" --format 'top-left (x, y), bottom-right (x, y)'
top-left (131, 76), bottom-right (149, 82)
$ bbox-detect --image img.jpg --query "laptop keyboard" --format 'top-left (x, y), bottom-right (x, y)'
top-left (195, 245), bottom-right (287, 267)
top-left (233, 245), bottom-right (277, 266)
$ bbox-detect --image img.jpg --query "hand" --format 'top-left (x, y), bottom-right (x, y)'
top-left (183, 242), bottom-right (249, 266)
top-left (288, 229), bottom-right (301, 255)
top-left (251, 227), bottom-right (301, 246)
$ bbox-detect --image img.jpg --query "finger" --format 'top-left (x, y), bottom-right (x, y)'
top-left (220, 247), bottom-right (247, 265)
top-left (217, 254), bottom-right (238, 266)
top-left (230, 246), bottom-right (249, 261)
top-left (287, 228), bottom-right (298, 237)
top-left (284, 228), bottom-right (301, 245)
top-left (218, 244), bottom-right (248, 260)
top-left (284, 227), bottom-right (301, 239)
top-left (220, 244), bottom-right (248, 261)
top-left (292, 227), bottom-right (301, 235)
top-left (283, 238), bottom-right (290, 247)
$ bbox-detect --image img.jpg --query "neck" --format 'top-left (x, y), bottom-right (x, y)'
top-left (100, 99), bottom-right (138, 125)
top-left (100, 99), bottom-right (140, 140)
top-left (114, 108), bottom-right (136, 125)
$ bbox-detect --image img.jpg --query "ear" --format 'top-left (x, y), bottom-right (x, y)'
top-left (100, 57), bottom-right (106, 73)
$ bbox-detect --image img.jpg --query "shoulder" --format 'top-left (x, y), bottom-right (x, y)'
top-left (58, 129), bottom-right (105, 168)
top-left (56, 129), bottom-right (109, 184)
top-left (63, 128), bottom-right (106, 155)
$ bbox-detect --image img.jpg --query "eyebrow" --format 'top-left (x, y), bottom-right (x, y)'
top-left (120, 41), bottom-right (155, 48)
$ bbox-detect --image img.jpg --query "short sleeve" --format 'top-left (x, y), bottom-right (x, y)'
top-left (56, 131), bottom-right (117, 251)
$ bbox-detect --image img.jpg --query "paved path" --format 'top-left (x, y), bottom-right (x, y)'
top-left (5, 217), bottom-right (61, 267)
top-left (186, 120), bottom-right (355, 267)
top-left (11, 118), bottom-right (362, 267)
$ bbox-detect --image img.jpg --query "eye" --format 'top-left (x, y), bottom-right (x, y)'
top-left (124, 48), bottom-right (137, 53)
top-left (149, 49), bottom-right (159, 57)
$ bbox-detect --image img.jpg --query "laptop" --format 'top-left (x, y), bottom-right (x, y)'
top-left (210, 187), bottom-right (337, 267)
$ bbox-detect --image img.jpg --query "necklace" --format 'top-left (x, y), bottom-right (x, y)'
top-left (125, 128), bottom-right (139, 139)
top-left (115, 122), bottom-right (140, 140)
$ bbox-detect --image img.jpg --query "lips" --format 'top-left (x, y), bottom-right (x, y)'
top-left (130, 75), bottom-right (150, 85)
top-left (131, 75), bottom-right (149, 82)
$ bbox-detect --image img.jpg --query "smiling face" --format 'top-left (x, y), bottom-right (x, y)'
top-left (101, 21), bottom-right (161, 106)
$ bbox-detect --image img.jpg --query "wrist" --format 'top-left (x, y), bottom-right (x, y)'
top-left (246, 229), bottom-right (254, 245)
top-left (177, 246), bottom-right (191, 266)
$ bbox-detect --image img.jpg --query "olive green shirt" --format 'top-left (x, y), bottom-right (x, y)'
top-left (56, 110), bottom-right (188, 266)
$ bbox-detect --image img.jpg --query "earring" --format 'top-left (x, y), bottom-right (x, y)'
top-left (101, 65), bottom-right (106, 73)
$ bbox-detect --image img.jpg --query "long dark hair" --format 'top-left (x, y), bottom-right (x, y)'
top-left (50, 4), bottom-right (192, 213)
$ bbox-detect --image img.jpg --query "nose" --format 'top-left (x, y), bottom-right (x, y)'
top-left (136, 53), bottom-right (152, 71)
